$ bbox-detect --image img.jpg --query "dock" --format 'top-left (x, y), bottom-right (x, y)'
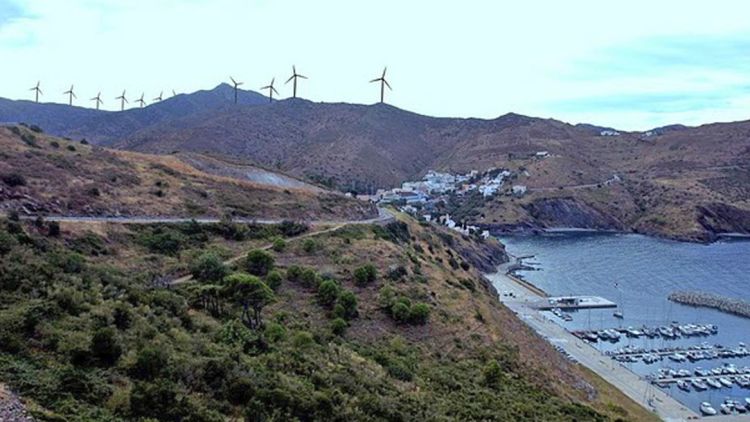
top-left (534, 295), bottom-right (617, 310)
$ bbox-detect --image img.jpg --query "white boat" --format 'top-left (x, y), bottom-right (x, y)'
top-left (706, 378), bottom-right (722, 389)
top-left (720, 404), bottom-right (731, 415)
top-left (719, 377), bottom-right (734, 387)
top-left (700, 402), bottom-right (717, 416)
top-left (692, 379), bottom-right (708, 391)
top-left (613, 311), bottom-right (624, 319)
top-left (677, 380), bottom-right (690, 392)
top-left (746, 397), bottom-right (750, 407)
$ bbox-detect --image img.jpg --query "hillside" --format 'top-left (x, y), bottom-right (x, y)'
top-left (3, 86), bottom-right (749, 240)
top-left (0, 125), bottom-right (376, 221)
top-left (0, 212), bottom-right (656, 421)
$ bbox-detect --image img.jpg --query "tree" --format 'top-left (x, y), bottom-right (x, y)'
top-left (90, 327), bottom-right (122, 366)
top-left (197, 284), bottom-right (224, 316)
top-left (335, 290), bottom-right (358, 320)
top-left (224, 273), bottom-right (274, 330)
top-left (354, 264), bottom-right (377, 286)
top-left (317, 279), bottom-right (340, 308)
top-left (391, 301), bottom-right (411, 324)
top-left (191, 252), bottom-right (229, 282)
top-left (330, 318), bottom-right (347, 336)
top-left (244, 249), bottom-right (275, 277)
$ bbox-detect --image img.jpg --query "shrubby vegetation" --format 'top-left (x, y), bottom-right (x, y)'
top-left (0, 217), bottom-right (612, 421)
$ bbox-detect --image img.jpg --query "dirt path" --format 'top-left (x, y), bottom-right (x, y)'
top-left (168, 208), bottom-right (394, 286)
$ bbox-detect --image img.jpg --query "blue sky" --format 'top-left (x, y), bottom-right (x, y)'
top-left (1, 0), bottom-right (750, 130)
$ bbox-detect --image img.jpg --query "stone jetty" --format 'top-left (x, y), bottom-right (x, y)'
top-left (669, 290), bottom-right (750, 319)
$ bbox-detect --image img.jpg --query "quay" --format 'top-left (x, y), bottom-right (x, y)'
top-left (534, 295), bottom-right (617, 310)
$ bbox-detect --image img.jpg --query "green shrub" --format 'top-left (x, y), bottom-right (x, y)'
top-left (47, 221), bottom-right (60, 237)
top-left (90, 327), bottom-right (122, 366)
top-left (244, 249), bottom-right (275, 277)
top-left (386, 265), bottom-right (408, 281)
top-left (265, 270), bottom-right (283, 291)
top-left (300, 268), bottom-right (320, 288)
top-left (130, 379), bottom-right (179, 420)
top-left (482, 360), bottom-right (504, 389)
top-left (139, 228), bottom-right (187, 256)
top-left (317, 279), bottom-right (340, 308)
top-left (291, 330), bottom-right (315, 349)
top-left (286, 265), bottom-right (303, 282)
top-left (354, 264), bottom-right (378, 286)
top-left (130, 346), bottom-right (170, 379)
top-left (409, 303), bottom-right (430, 325)
top-left (391, 301), bottom-right (411, 324)
top-left (264, 322), bottom-right (286, 342)
top-left (67, 145), bottom-right (76, 152)
top-left (190, 252), bottom-right (229, 282)
top-left (271, 237), bottom-right (286, 252)
top-left (227, 377), bottom-right (254, 405)
top-left (302, 238), bottom-right (318, 254)
top-left (330, 318), bottom-right (347, 336)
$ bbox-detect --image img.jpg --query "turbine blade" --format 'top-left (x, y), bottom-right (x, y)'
top-left (272, 87), bottom-right (279, 95)
top-left (298, 74), bottom-right (307, 79)
top-left (384, 79), bottom-right (392, 90)
top-left (285, 75), bottom-right (294, 84)
top-left (369, 78), bottom-right (380, 83)
top-left (72, 92), bottom-right (77, 98)
top-left (230, 76), bottom-right (237, 84)
top-left (382, 67), bottom-right (387, 78)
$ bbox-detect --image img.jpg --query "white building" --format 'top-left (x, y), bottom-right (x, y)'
top-left (512, 185), bottom-right (527, 197)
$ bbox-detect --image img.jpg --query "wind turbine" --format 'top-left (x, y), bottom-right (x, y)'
top-left (63, 85), bottom-right (77, 106)
top-left (153, 91), bottom-right (163, 102)
top-left (261, 78), bottom-right (278, 102)
top-left (115, 90), bottom-right (128, 111)
top-left (172, 89), bottom-right (177, 97)
top-left (90, 92), bottom-right (103, 110)
top-left (370, 67), bottom-right (392, 103)
top-left (29, 81), bottom-right (42, 103)
top-left (230, 76), bottom-right (243, 104)
top-left (135, 93), bottom-right (146, 108)
top-left (285, 65), bottom-right (307, 98)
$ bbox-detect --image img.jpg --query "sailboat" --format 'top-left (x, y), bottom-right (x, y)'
top-left (613, 281), bottom-right (624, 319)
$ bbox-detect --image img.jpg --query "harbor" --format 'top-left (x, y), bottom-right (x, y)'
top-left (494, 232), bottom-right (750, 419)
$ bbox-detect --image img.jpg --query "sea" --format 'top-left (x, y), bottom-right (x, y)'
top-left (496, 231), bottom-right (750, 414)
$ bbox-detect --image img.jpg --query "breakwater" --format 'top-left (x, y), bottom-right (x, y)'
top-left (669, 291), bottom-right (750, 319)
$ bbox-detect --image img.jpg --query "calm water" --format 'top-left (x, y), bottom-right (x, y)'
top-left (498, 232), bottom-right (750, 413)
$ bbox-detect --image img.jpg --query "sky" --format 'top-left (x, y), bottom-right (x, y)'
top-left (2, 0), bottom-right (750, 130)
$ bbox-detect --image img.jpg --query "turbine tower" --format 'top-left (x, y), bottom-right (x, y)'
top-left (230, 77), bottom-right (243, 104)
top-left (135, 93), bottom-right (146, 108)
top-left (370, 67), bottom-right (391, 103)
top-left (153, 91), bottom-right (163, 102)
top-left (115, 90), bottom-right (128, 111)
top-left (29, 81), bottom-right (42, 103)
top-left (90, 92), bottom-right (103, 110)
top-left (261, 78), bottom-right (278, 102)
top-left (285, 65), bottom-right (307, 98)
top-left (63, 85), bottom-right (77, 106)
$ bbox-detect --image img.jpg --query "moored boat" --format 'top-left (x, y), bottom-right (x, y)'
top-left (700, 402), bottom-right (717, 416)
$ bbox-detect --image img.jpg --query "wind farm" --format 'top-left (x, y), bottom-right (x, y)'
top-left (15, 66), bottom-right (396, 112)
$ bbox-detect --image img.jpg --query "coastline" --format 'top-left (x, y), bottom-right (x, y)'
top-left (488, 224), bottom-right (750, 245)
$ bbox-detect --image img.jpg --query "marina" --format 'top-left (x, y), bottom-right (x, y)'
top-left (497, 232), bottom-right (750, 418)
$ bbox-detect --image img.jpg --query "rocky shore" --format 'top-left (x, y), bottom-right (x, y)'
top-left (0, 384), bottom-right (33, 421)
top-left (668, 291), bottom-right (750, 319)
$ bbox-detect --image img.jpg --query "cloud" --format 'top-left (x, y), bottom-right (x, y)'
top-left (0, 0), bottom-right (26, 28)
top-left (566, 34), bottom-right (750, 79)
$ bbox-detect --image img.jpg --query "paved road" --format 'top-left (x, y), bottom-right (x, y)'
top-left (16, 207), bottom-right (393, 227)
top-left (487, 264), bottom-right (700, 422)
